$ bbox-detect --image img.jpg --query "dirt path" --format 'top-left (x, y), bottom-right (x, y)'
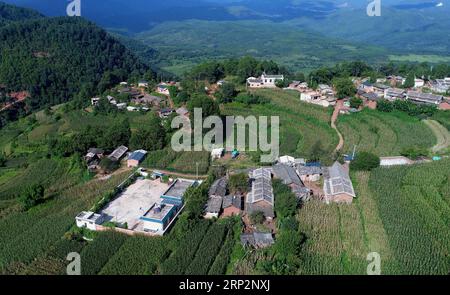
top-left (331, 100), bottom-right (345, 153)
top-left (424, 120), bottom-right (450, 153)
top-left (143, 167), bottom-right (208, 180)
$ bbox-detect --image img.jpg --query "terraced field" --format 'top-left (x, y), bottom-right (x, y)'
top-left (296, 159), bottom-right (450, 275)
top-left (222, 89), bottom-right (338, 164)
top-left (337, 109), bottom-right (436, 156)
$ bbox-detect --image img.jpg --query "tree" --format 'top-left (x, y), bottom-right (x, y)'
top-left (99, 118), bottom-right (131, 151)
top-left (99, 157), bottom-right (120, 173)
top-left (0, 153), bottom-right (6, 167)
top-left (275, 192), bottom-right (297, 220)
top-left (349, 96), bottom-right (363, 109)
top-left (377, 99), bottom-right (394, 112)
top-left (187, 94), bottom-right (220, 119)
top-left (250, 211), bottom-right (265, 224)
top-left (130, 114), bottom-right (165, 151)
top-left (401, 147), bottom-right (428, 160)
top-left (403, 73), bottom-right (415, 88)
top-left (20, 184), bottom-right (45, 211)
top-left (229, 173), bottom-right (249, 194)
top-left (309, 140), bottom-right (324, 162)
top-left (350, 152), bottom-right (380, 171)
top-left (216, 82), bottom-right (237, 103)
top-left (333, 77), bottom-right (356, 99)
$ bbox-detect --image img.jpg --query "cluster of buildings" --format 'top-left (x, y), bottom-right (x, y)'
top-left (203, 155), bottom-right (356, 222)
top-left (357, 79), bottom-right (447, 108)
top-left (284, 81), bottom-right (337, 108)
top-left (76, 177), bottom-right (197, 236)
top-left (430, 77), bottom-right (450, 94)
top-left (140, 179), bottom-right (197, 234)
top-left (90, 80), bottom-right (181, 114)
top-left (84, 146), bottom-right (148, 172)
top-left (247, 72), bottom-right (285, 88)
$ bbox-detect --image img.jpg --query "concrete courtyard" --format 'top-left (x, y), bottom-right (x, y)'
top-left (101, 178), bottom-right (169, 230)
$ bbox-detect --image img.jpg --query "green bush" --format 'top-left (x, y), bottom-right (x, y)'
top-left (350, 152), bottom-right (380, 171)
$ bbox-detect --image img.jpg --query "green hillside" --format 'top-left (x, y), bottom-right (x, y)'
top-left (135, 20), bottom-right (388, 75)
top-left (0, 1), bottom-right (42, 26)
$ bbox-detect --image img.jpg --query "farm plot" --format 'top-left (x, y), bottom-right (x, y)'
top-left (338, 110), bottom-right (436, 156)
top-left (0, 171), bottom-right (130, 274)
top-left (222, 89), bottom-right (338, 164)
top-left (368, 160), bottom-right (450, 274)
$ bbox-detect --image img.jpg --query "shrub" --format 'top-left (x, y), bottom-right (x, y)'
top-left (229, 173), bottom-right (249, 194)
top-left (250, 211), bottom-right (265, 224)
top-left (350, 152), bottom-right (380, 171)
top-left (20, 184), bottom-right (45, 211)
top-left (401, 147), bottom-right (428, 160)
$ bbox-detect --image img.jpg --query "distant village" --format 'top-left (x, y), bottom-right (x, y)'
top-left (246, 72), bottom-right (450, 111)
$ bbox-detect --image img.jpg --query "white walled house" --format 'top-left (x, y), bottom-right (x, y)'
top-left (414, 78), bottom-right (425, 88)
top-left (247, 72), bottom-right (284, 88)
top-left (76, 211), bottom-right (104, 230)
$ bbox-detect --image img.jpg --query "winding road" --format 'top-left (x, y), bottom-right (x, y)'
top-left (424, 120), bottom-right (450, 153)
top-left (331, 100), bottom-right (345, 154)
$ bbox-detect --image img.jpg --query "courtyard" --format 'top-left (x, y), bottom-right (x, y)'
top-left (101, 178), bottom-right (169, 230)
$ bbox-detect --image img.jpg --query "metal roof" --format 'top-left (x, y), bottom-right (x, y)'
top-left (209, 178), bottom-right (227, 197)
top-left (128, 150), bottom-right (147, 162)
top-left (247, 168), bottom-right (273, 205)
top-left (324, 162), bottom-right (355, 198)
top-left (272, 163), bottom-right (303, 186)
top-left (108, 145), bottom-right (128, 161)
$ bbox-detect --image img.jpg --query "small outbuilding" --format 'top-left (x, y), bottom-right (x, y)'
top-left (76, 211), bottom-right (104, 231)
top-left (240, 232), bottom-right (275, 249)
top-left (127, 150), bottom-right (148, 168)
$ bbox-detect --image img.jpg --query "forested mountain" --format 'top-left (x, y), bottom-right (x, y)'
top-left (0, 8), bottom-right (148, 127)
top-left (0, 1), bottom-right (42, 26)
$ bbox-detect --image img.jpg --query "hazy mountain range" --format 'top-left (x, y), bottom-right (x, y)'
top-left (2, 0), bottom-right (449, 74)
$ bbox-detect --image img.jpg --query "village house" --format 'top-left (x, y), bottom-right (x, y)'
top-left (138, 80), bottom-right (149, 88)
top-left (159, 108), bottom-right (174, 118)
top-left (387, 75), bottom-right (405, 86)
top-left (76, 211), bottom-right (105, 231)
top-left (246, 168), bottom-right (275, 220)
top-left (204, 177), bottom-right (227, 219)
top-left (300, 91), bottom-right (335, 107)
top-left (116, 103), bottom-right (127, 110)
top-left (108, 145), bottom-right (128, 162)
top-left (132, 94), bottom-right (162, 107)
top-left (127, 150), bottom-right (147, 168)
top-left (91, 97), bottom-right (101, 106)
top-left (211, 148), bottom-right (225, 160)
top-left (358, 81), bottom-right (374, 93)
top-left (157, 83), bottom-right (170, 95)
top-left (297, 164), bottom-right (323, 182)
top-left (373, 83), bottom-right (390, 97)
top-left (414, 78), bottom-right (425, 88)
top-left (406, 91), bottom-right (444, 106)
top-left (384, 88), bottom-right (406, 101)
top-left (140, 203), bottom-right (177, 233)
top-left (222, 195), bottom-right (242, 217)
top-left (431, 78), bottom-right (450, 93)
top-left (323, 162), bottom-right (356, 204)
top-left (318, 84), bottom-right (334, 97)
top-left (272, 163), bottom-right (312, 202)
top-left (240, 232), bottom-right (274, 249)
top-left (84, 148), bottom-right (104, 171)
top-left (247, 72), bottom-right (284, 88)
